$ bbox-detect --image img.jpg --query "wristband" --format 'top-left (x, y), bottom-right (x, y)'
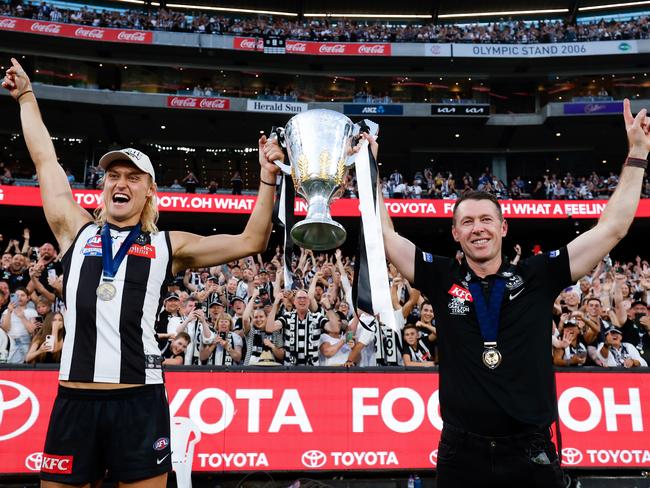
top-left (260, 179), bottom-right (276, 187)
top-left (17, 89), bottom-right (33, 101)
top-left (624, 157), bottom-right (648, 169)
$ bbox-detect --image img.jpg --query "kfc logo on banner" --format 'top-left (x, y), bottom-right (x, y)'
top-left (25, 452), bottom-right (43, 471)
top-left (30, 22), bottom-right (61, 34)
top-left (301, 450), bottom-right (327, 468)
top-left (0, 379), bottom-right (40, 441)
top-left (0, 18), bottom-right (17, 29)
top-left (74, 27), bottom-right (104, 39)
top-left (448, 284), bottom-right (473, 302)
top-left (41, 454), bottom-right (73, 474)
top-left (116, 31), bottom-right (148, 42)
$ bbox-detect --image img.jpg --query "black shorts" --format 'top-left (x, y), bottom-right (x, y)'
top-left (40, 384), bottom-right (172, 484)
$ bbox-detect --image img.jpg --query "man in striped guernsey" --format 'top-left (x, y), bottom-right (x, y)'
top-left (3, 58), bottom-right (283, 488)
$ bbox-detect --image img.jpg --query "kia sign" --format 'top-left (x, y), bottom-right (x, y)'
top-left (0, 16), bottom-right (152, 43)
top-left (166, 96), bottom-right (230, 111)
top-left (343, 104), bottom-right (404, 116)
top-left (233, 37), bottom-right (391, 56)
top-left (563, 102), bottom-right (624, 115)
top-left (431, 104), bottom-right (490, 116)
top-left (1, 370), bottom-right (650, 473)
top-left (2, 186), bottom-right (650, 219)
top-left (246, 100), bottom-right (307, 114)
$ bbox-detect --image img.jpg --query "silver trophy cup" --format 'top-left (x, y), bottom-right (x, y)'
top-left (278, 109), bottom-right (355, 250)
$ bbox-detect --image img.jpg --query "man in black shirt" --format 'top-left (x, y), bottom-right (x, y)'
top-left (1, 254), bottom-right (30, 292)
top-left (370, 99), bottom-right (649, 488)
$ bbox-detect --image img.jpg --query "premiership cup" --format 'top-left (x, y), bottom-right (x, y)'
top-left (275, 109), bottom-right (355, 250)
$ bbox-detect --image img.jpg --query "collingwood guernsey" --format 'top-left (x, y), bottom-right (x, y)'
top-left (59, 223), bottom-right (172, 384)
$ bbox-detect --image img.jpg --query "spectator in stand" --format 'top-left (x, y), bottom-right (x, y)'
top-left (182, 171), bottom-right (199, 193)
top-left (200, 312), bottom-right (243, 365)
top-left (1, 287), bottom-right (38, 363)
top-left (318, 309), bottom-right (352, 366)
top-left (242, 288), bottom-right (283, 365)
top-left (402, 323), bottom-right (435, 366)
top-left (552, 318), bottom-right (588, 367)
top-left (231, 171), bottom-right (244, 195)
top-left (2, 252), bottom-right (30, 292)
top-left (595, 326), bottom-right (647, 367)
top-left (207, 180), bottom-right (219, 194)
top-left (25, 311), bottom-right (64, 364)
top-left (161, 331), bottom-right (191, 365)
top-left (154, 292), bottom-right (183, 349)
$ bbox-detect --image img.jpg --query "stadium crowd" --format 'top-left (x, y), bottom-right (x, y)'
top-left (1, 226), bottom-right (648, 368)
top-left (2, 1), bottom-right (650, 43)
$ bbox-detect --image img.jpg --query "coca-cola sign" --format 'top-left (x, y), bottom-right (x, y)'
top-left (0, 16), bottom-right (152, 44)
top-left (234, 36), bottom-right (392, 56)
top-left (30, 22), bottom-right (61, 34)
top-left (0, 18), bottom-right (17, 29)
top-left (318, 44), bottom-right (346, 54)
top-left (116, 30), bottom-right (148, 42)
top-left (166, 96), bottom-right (230, 111)
top-left (74, 27), bottom-right (104, 39)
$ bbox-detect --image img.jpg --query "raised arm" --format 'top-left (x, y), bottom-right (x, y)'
top-left (169, 136), bottom-right (282, 274)
top-left (567, 99), bottom-right (648, 281)
top-left (360, 133), bottom-right (416, 283)
top-left (3, 58), bottom-right (91, 253)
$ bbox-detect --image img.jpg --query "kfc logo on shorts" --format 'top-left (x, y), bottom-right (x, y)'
top-left (41, 454), bottom-right (74, 474)
top-left (153, 437), bottom-right (170, 451)
top-left (448, 284), bottom-right (473, 302)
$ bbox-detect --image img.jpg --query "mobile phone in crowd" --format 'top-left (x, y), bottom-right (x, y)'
top-left (634, 312), bottom-right (646, 325)
top-left (346, 331), bottom-right (354, 342)
top-left (44, 335), bottom-right (54, 351)
top-left (219, 332), bottom-right (227, 340)
top-left (48, 268), bottom-right (57, 280)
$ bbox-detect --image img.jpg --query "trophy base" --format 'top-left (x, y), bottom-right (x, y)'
top-left (291, 219), bottom-right (347, 251)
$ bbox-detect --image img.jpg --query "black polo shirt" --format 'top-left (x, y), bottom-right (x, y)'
top-left (414, 246), bottom-right (572, 435)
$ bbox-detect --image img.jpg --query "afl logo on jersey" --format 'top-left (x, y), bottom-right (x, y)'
top-left (153, 437), bottom-right (169, 451)
top-left (81, 236), bottom-right (103, 256)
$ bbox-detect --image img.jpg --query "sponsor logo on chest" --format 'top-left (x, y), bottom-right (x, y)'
top-left (81, 236), bottom-right (156, 258)
top-left (447, 284), bottom-right (472, 315)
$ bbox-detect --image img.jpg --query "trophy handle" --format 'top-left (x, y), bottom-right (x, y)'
top-left (347, 119), bottom-right (379, 167)
top-left (269, 127), bottom-right (292, 175)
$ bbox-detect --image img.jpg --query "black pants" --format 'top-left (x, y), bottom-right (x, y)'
top-left (436, 423), bottom-right (566, 488)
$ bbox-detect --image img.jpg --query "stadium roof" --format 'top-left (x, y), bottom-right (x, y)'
top-left (107, 0), bottom-right (650, 20)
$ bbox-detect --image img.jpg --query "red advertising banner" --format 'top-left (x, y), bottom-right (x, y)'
top-left (0, 16), bottom-right (153, 44)
top-left (233, 36), bottom-right (392, 56)
top-left (166, 96), bottom-right (230, 111)
top-left (1, 185), bottom-right (650, 219)
top-left (0, 370), bottom-right (649, 474)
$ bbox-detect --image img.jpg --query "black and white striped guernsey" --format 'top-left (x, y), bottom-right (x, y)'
top-left (59, 223), bottom-right (173, 384)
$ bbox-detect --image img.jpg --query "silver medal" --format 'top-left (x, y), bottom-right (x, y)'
top-left (96, 282), bottom-right (117, 301)
top-left (482, 346), bottom-right (502, 369)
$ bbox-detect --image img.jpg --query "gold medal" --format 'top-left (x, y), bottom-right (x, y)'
top-left (96, 282), bottom-right (117, 301)
top-left (482, 346), bottom-right (502, 369)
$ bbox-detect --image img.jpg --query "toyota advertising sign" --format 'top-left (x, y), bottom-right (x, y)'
top-left (0, 370), bottom-right (649, 473)
top-left (1, 186), bottom-right (650, 219)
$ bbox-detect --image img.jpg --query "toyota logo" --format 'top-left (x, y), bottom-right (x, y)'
top-left (562, 447), bottom-right (583, 466)
top-left (301, 450), bottom-right (327, 468)
top-left (0, 380), bottom-right (40, 441)
top-left (25, 452), bottom-right (43, 471)
top-left (429, 450), bottom-right (438, 466)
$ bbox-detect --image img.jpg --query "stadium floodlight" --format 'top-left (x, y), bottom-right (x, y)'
top-left (113, 0), bottom-right (298, 16)
top-left (438, 8), bottom-right (568, 19)
top-left (579, 1), bottom-right (650, 11)
top-left (305, 13), bottom-right (433, 18)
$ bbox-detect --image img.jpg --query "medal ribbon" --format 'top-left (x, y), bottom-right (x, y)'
top-left (100, 224), bottom-right (142, 282)
top-left (468, 277), bottom-right (506, 346)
